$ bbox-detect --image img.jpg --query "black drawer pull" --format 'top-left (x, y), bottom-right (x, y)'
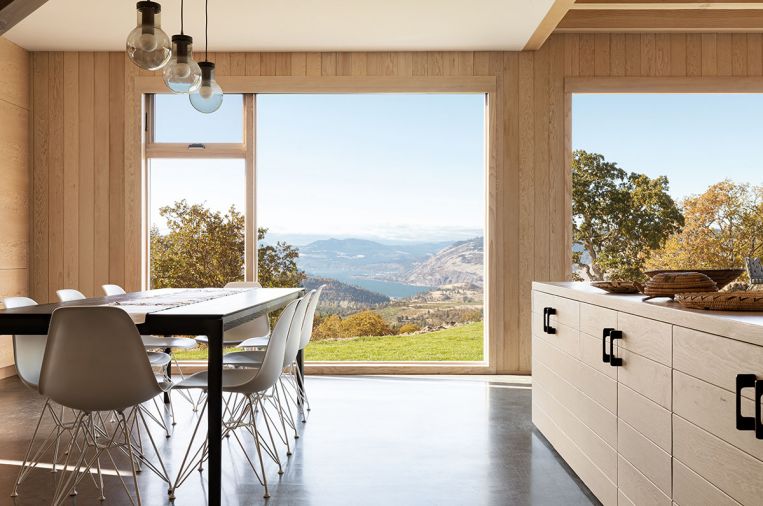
top-left (543, 307), bottom-right (556, 335)
top-left (736, 374), bottom-right (757, 431)
top-left (602, 328), bottom-right (613, 363)
top-left (609, 330), bottom-right (623, 367)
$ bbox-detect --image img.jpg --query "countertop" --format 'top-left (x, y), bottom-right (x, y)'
top-left (533, 281), bottom-right (763, 347)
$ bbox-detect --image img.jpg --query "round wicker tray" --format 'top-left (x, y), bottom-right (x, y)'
top-left (675, 291), bottom-right (763, 311)
top-left (591, 281), bottom-right (642, 294)
top-left (645, 268), bottom-right (744, 290)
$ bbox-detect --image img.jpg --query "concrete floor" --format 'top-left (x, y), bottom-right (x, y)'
top-left (0, 374), bottom-right (598, 505)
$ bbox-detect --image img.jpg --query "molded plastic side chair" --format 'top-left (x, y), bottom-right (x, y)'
top-left (169, 296), bottom-right (305, 500)
top-left (4, 296), bottom-right (71, 498)
top-left (59, 288), bottom-right (176, 434)
top-left (39, 306), bottom-right (171, 505)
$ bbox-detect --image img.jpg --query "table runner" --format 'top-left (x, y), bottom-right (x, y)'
top-left (102, 288), bottom-right (250, 324)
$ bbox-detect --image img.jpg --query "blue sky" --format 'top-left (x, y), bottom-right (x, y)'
top-left (573, 93), bottom-right (763, 199)
top-left (150, 93), bottom-right (486, 244)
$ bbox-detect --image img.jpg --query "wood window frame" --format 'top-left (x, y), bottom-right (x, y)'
top-left (135, 75), bottom-right (498, 375)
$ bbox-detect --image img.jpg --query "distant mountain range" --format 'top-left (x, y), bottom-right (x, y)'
top-left (303, 276), bottom-right (389, 314)
top-left (296, 236), bottom-right (484, 292)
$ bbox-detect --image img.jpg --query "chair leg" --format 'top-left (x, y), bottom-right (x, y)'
top-left (248, 396), bottom-right (270, 499)
top-left (120, 411), bottom-right (143, 506)
top-left (11, 399), bottom-right (52, 496)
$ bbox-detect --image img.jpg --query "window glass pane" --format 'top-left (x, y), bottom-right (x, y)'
top-left (153, 93), bottom-right (243, 143)
top-left (257, 93), bottom-right (486, 362)
top-left (149, 158), bottom-right (245, 289)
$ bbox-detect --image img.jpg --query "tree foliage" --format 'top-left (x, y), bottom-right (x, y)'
top-left (150, 200), bottom-right (305, 289)
top-left (572, 150), bottom-right (684, 281)
top-left (313, 310), bottom-right (394, 340)
top-left (647, 181), bottom-right (763, 275)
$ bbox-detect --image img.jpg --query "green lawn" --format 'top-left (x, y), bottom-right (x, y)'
top-left (174, 321), bottom-right (484, 362)
top-left (305, 321), bottom-right (484, 361)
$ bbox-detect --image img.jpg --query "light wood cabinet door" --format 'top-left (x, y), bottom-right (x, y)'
top-left (673, 371), bottom-right (763, 463)
top-left (673, 415), bottom-right (763, 506)
top-left (615, 348), bottom-right (672, 410)
top-left (673, 458), bottom-right (741, 506)
top-left (579, 302), bottom-right (617, 339)
top-left (532, 311), bottom-right (580, 359)
top-left (673, 326), bottom-right (763, 397)
top-left (618, 383), bottom-right (671, 453)
top-left (617, 454), bottom-right (671, 506)
top-left (617, 312), bottom-right (672, 366)
top-left (618, 419), bottom-right (671, 497)
top-left (532, 290), bottom-right (580, 329)
top-left (579, 330), bottom-right (617, 380)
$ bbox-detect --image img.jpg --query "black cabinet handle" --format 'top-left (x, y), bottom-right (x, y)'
top-left (602, 328), bottom-right (613, 363)
top-left (609, 330), bottom-right (623, 366)
top-left (736, 374), bottom-right (757, 431)
top-left (756, 380), bottom-right (763, 440)
top-left (543, 307), bottom-right (556, 334)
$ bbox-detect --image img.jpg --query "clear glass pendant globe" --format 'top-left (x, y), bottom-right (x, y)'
top-left (126, 25), bottom-right (171, 71)
top-left (190, 81), bottom-right (224, 113)
top-left (163, 58), bottom-right (201, 93)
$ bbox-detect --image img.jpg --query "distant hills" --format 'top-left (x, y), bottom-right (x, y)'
top-left (403, 237), bottom-right (484, 288)
top-left (303, 276), bottom-right (389, 314)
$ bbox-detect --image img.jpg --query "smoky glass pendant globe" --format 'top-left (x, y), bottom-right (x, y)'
top-left (126, 4), bottom-right (171, 71)
top-left (163, 37), bottom-right (201, 93)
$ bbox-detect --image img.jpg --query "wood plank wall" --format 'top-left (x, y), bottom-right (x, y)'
top-left (28, 33), bottom-right (763, 373)
top-left (0, 37), bottom-right (29, 377)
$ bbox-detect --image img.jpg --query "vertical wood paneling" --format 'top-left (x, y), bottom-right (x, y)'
top-left (78, 53), bottom-right (95, 296)
top-left (748, 34), bottom-right (762, 76)
top-left (517, 51), bottom-right (535, 374)
top-left (641, 33), bottom-right (656, 76)
top-left (31, 53), bottom-right (49, 302)
top-left (717, 33), bottom-right (733, 76)
top-left (62, 53), bottom-right (79, 291)
top-left (93, 53), bottom-right (110, 293)
top-left (732, 34), bottom-right (748, 76)
top-left (610, 33), bottom-right (625, 76)
top-left (655, 34), bottom-right (671, 76)
top-left (625, 34), bottom-right (641, 76)
top-left (702, 34), bottom-right (718, 76)
top-left (670, 34), bottom-right (687, 77)
top-left (687, 34), bottom-right (702, 76)
top-left (48, 53), bottom-right (64, 301)
top-left (564, 34), bottom-right (580, 77)
top-left (579, 34), bottom-right (595, 76)
top-left (594, 34), bottom-right (610, 76)
top-left (108, 54), bottom-right (125, 288)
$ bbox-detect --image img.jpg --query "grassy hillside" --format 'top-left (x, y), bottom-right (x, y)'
top-left (175, 321), bottom-right (484, 362)
top-left (305, 321), bottom-right (483, 361)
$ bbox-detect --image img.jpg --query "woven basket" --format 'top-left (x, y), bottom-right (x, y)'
top-left (643, 272), bottom-right (717, 300)
top-left (675, 291), bottom-right (763, 311)
top-left (645, 269), bottom-right (744, 290)
top-left (591, 281), bottom-right (642, 294)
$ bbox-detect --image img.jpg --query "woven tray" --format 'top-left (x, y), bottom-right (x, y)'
top-left (643, 272), bottom-right (717, 300)
top-left (591, 281), bottom-right (642, 294)
top-left (675, 292), bottom-right (763, 311)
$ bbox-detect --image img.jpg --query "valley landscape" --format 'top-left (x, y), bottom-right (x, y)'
top-left (295, 236), bottom-right (485, 347)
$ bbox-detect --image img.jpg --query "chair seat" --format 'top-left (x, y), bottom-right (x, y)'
top-left (142, 335), bottom-right (197, 350)
top-left (237, 335), bottom-right (270, 349)
top-left (194, 335), bottom-right (245, 346)
top-left (147, 351), bottom-right (171, 368)
top-left (173, 368), bottom-right (260, 391)
top-left (223, 351), bottom-right (266, 368)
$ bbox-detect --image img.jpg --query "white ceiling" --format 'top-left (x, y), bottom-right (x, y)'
top-left (5, 0), bottom-right (556, 52)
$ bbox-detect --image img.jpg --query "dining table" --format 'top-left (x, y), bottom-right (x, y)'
top-left (0, 286), bottom-right (304, 506)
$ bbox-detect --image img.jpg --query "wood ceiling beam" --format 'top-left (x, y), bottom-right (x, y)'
top-left (557, 9), bottom-right (763, 31)
top-left (572, 2), bottom-right (763, 10)
top-left (524, 0), bottom-right (577, 50)
top-left (0, 0), bottom-right (49, 35)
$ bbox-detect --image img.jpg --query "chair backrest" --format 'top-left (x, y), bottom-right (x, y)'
top-left (102, 284), bottom-right (127, 296)
top-left (746, 257), bottom-right (763, 284)
top-left (3, 297), bottom-right (45, 391)
top-left (56, 289), bottom-right (86, 302)
top-left (231, 298), bottom-right (300, 394)
top-left (223, 281), bottom-right (269, 342)
top-left (39, 306), bottom-right (161, 412)
top-left (283, 291), bottom-right (313, 368)
top-left (299, 285), bottom-right (325, 350)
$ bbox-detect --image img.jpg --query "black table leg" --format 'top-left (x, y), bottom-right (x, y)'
top-left (296, 348), bottom-right (305, 405)
top-left (206, 321), bottom-right (224, 506)
top-left (163, 347), bottom-right (171, 404)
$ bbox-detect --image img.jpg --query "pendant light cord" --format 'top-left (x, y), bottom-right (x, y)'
top-left (180, 0), bottom-right (184, 34)
top-left (204, 0), bottom-right (209, 61)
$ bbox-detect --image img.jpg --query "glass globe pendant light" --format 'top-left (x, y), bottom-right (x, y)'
top-left (190, 0), bottom-right (223, 113)
top-left (163, 1), bottom-right (201, 93)
top-left (126, 1), bottom-right (172, 71)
